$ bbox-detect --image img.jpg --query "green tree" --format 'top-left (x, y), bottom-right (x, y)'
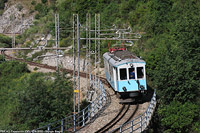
top-left (0, 61), bottom-right (73, 130)
top-left (158, 101), bottom-right (199, 132)
top-left (10, 73), bottom-right (73, 130)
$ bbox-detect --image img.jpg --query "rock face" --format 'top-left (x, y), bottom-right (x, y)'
top-left (0, 3), bottom-right (34, 34)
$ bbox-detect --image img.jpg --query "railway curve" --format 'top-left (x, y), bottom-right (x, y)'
top-left (2, 53), bottom-right (154, 132)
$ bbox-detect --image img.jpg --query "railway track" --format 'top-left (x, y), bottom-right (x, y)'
top-left (3, 54), bottom-right (110, 86)
top-left (3, 53), bottom-right (140, 132)
top-left (95, 104), bottom-right (139, 133)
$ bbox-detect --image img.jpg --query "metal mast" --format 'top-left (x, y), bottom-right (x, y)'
top-left (94, 14), bottom-right (101, 91)
top-left (94, 14), bottom-right (97, 86)
top-left (12, 23), bottom-right (15, 49)
top-left (11, 16), bottom-right (16, 60)
top-left (96, 14), bottom-right (101, 90)
top-left (73, 14), bottom-right (76, 114)
top-left (86, 13), bottom-right (93, 102)
top-left (55, 14), bottom-right (61, 72)
top-left (72, 14), bottom-right (80, 113)
top-left (86, 14), bottom-right (89, 97)
top-left (55, 14), bottom-right (58, 71)
top-left (77, 14), bottom-right (80, 113)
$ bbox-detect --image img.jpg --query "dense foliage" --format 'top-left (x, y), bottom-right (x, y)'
top-left (0, 61), bottom-right (73, 130)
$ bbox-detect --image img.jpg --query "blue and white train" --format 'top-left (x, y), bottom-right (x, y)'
top-left (103, 48), bottom-right (147, 101)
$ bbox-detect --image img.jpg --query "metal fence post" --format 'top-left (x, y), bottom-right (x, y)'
top-left (149, 103), bottom-right (152, 119)
top-left (145, 111), bottom-right (147, 129)
top-left (120, 125), bottom-right (122, 133)
top-left (147, 108), bottom-right (149, 122)
top-left (73, 114), bottom-right (76, 132)
top-left (91, 102), bottom-right (94, 117)
top-left (83, 109), bottom-right (85, 126)
top-left (88, 105), bottom-right (90, 121)
top-left (131, 121), bottom-right (133, 132)
top-left (47, 125), bottom-right (50, 133)
top-left (99, 95), bottom-right (102, 109)
top-left (61, 119), bottom-right (64, 133)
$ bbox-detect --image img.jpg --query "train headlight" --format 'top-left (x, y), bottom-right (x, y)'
top-left (130, 63), bottom-right (134, 68)
top-left (140, 85), bottom-right (145, 90)
top-left (140, 85), bottom-right (145, 93)
top-left (122, 87), bottom-right (127, 92)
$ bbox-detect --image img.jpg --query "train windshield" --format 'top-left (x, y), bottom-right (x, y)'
top-left (120, 68), bottom-right (127, 80)
top-left (137, 67), bottom-right (144, 79)
top-left (129, 68), bottom-right (135, 79)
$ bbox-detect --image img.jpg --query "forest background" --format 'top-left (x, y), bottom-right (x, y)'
top-left (0, 0), bottom-right (199, 132)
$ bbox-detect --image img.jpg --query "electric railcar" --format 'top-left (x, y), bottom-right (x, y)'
top-left (103, 48), bottom-right (147, 102)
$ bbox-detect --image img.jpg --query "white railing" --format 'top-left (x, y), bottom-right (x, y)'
top-left (109, 91), bottom-right (156, 133)
top-left (32, 75), bottom-right (106, 132)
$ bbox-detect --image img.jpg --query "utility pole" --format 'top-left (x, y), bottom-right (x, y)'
top-left (12, 23), bottom-right (15, 49)
top-left (77, 14), bottom-right (80, 113)
top-left (85, 13), bottom-right (94, 102)
top-left (72, 14), bottom-right (76, 114)
top-left (85, 13), bottom-right (89, 101)
top-left (96, 14), bottom-right (101, 90)
top-left (55, 14), bottom-right (60, 72)
top-left (72, 14), bottom-right (81, 114)
top-left (73, 14), bottom-right (81, 113)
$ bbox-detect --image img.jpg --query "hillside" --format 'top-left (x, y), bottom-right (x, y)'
top-left (0, 0), bottom-right (200, 132)
top-left (0, 0), bottom-right (38, 34)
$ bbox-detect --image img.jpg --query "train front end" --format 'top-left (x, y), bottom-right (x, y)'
top-left (116, 62), bottom-right (147, 99)
top-left (103, 50), bottom-right (147, 101)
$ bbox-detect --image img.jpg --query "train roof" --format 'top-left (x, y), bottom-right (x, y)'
top-left (103, 50), bottom-right (145, 67)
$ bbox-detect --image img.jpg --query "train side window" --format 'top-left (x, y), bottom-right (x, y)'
top-left (137, 67), bottom-right (144, 79)
top-left (104, 60), bottom-right (107, 71)
top-left (109, 64), bottom-right (113, 78)
top-left (129, 68), bottom-right (135, 79)
top-left (116, 68), bottom-right (118, 81)
top-left (120, 68), bottom-right (127, 80)
top-left (106, 61), bottom-right (109, 72)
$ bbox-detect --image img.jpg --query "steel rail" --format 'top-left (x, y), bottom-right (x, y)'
top-left (95, 104), bottom-right (125, 133)
top-left (112, 104), bottom-right (139, 133)
top-left (3, 54), bottom-right (110, 86)
top-left (96, 104), bottom-right (131, 133)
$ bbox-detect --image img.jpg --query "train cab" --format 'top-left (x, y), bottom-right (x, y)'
top-left (103, 50), bottom-right (147, 99)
